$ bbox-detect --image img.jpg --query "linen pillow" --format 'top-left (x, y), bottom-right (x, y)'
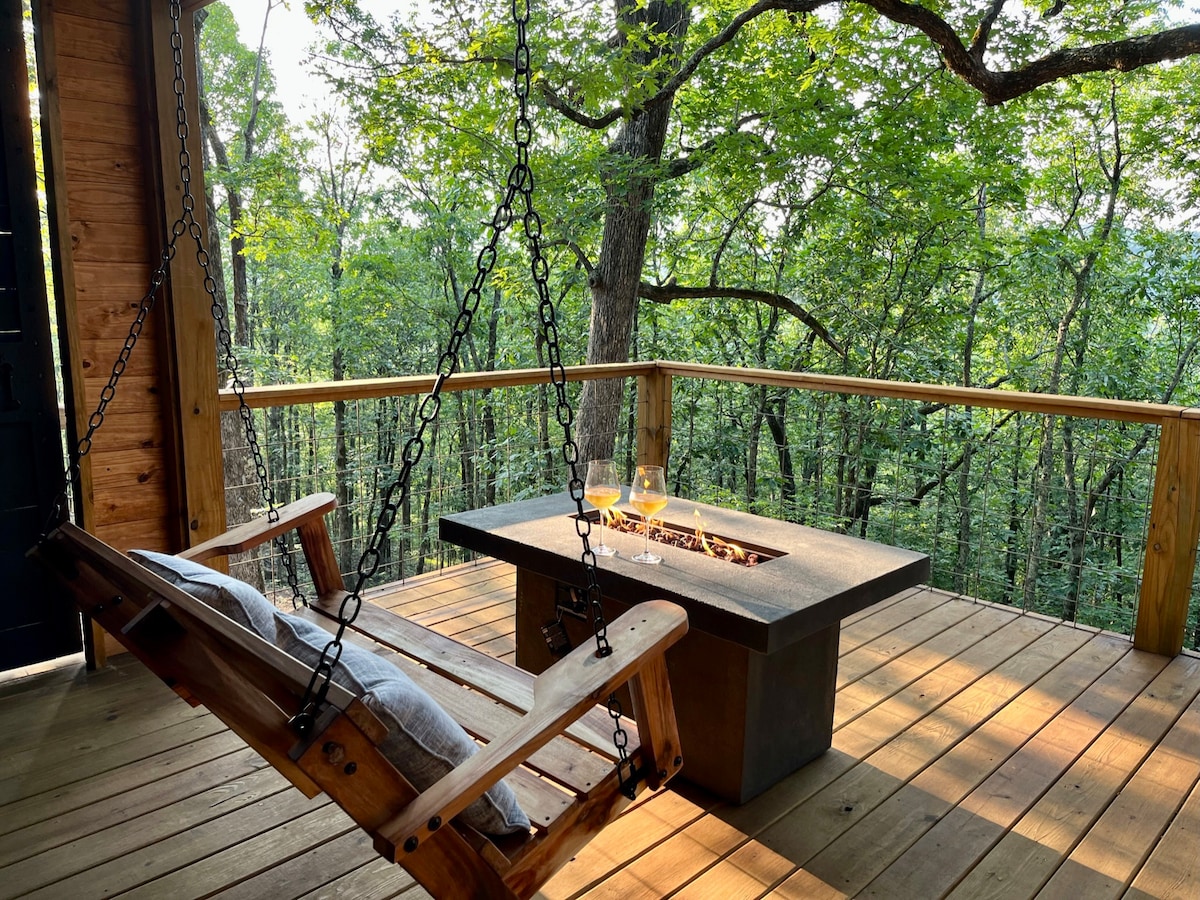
top-left (275, 611), bottom-right (530, 835)
top-left (129, 549), bottom-right (277, 641)
top-left (128, 549), bottom-right (529, 835)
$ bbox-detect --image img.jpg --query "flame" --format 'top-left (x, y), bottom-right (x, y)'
top-left (604, 507), bottom-right (627, 527)
top-left (600, 502), bottom-right (761, 566)
top-left (694, 511), bottom-right (716, 556)
top-left (693, 510), bottom-right (748, 560)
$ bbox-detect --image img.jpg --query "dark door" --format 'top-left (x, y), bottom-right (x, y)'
top-left (0, 5), bottom-right (81, 669)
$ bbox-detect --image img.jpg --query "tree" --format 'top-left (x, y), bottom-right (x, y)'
top-left (197, 2), bottom-right (304, 568)
top-left (308, 0), bottom-right (1200, 461)
top-left (197, 2), bottom-right (292, 347)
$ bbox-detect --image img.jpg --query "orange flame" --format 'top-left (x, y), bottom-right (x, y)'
top-left (694, 511), bottom-right (716, 556)
top-left (602, 507), bottom-right (627, 527)
top-left (694, 510), bottom-right (749, 560)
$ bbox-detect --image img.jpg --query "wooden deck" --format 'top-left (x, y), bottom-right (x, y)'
top-left (2, 559), bottom-right (1198, 899)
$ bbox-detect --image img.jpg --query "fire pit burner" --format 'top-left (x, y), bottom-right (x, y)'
top-left (577, 509), bottom-right (784, 567)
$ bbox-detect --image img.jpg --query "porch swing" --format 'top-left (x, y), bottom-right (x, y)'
top-left (31, 1), bottom-right (687, 897)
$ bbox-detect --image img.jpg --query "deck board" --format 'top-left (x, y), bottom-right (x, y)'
top-left (1, 560), bottom-right (1197, 898)
top-left (1125, 764), bottom-right (1200, 900)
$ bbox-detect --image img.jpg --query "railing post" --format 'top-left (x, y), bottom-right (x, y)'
top-left (1135, 414), bottom-right (1200, 656)
top-left (636, 365), bottom-right (672, 471)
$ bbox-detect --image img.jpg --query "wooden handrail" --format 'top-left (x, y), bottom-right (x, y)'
top-left (656, 362), bottom-right (1200, 425)
top-left (217, 362), bottom-right (657, 411)
top-left (219, 360), bottom-right (1199, 425)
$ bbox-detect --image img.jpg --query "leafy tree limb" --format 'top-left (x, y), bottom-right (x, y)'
top-left (860, 0), bottom-right (1200, 105)
top-left (639, 281), bottom-right (845, 356)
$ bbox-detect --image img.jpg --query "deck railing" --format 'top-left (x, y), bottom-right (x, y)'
top-left (218, 361), bottom-right (1200, 656)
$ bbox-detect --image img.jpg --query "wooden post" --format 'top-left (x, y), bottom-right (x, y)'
top-left (148, 1), bottom-right (227, 553)
top-left (636, 365), bottom-right (671, 471)
top-left (1135, 414), bottom-right (1200, 656)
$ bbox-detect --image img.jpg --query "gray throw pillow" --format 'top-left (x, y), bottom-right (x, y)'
top-left (276, 612), bottom-right (530, 835)
top-left (128, 549), bottom-right (529, 836)
top-left (129, 549), bottom-right (277, 640)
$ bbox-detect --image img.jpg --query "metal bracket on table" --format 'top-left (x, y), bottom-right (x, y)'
top-left (541, 584), bottom-right (590, 658)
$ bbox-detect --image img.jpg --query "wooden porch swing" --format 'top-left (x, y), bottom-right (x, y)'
top-left (36, 499), bottom-right (686, 898)
top-left (31, 2), bottom-right (688, 897)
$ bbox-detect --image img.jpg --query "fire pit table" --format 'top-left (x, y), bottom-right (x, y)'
top-left (440, 492), bottom-right (929, 803)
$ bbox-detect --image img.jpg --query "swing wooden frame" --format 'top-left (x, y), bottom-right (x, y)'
top-left (33, 493), bottom-right (687, 899)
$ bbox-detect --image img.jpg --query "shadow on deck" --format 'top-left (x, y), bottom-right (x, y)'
top-left (1, 559), bottom-right (1198, 899)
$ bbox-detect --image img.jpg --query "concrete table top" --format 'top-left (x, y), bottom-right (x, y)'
top-left (441, 491), bottom-right (930, 655)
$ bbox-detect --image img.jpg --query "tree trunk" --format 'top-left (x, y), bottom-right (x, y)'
top-left (747, 386), bottom-right (764, 507)
top-left (1023, 87), bottom-right (1124, 609)
top-left (195, 5), bottom-right (271, 348)
top-left (198, 115), bottom-right (262, 590)
top-left (764, 395), bottom-right (796, 518)
top-left (371, 397), bottom-right (398, 576)
top-left (577, 1), bottom-right (689, 464)
top-left (1003, 419), bottom-right (1023, 604)
top-left (481, 288), bottom-right (501, 506)
top-left (398, 401), bottom-right (418, 581)
top-left (534, 331), bottom-right (553, 477)
top-left (956, 187), bottom-right (988, 594)
top-left (802, 400), bottom-right (825, 527)
top-left (456, 393), bottom-right (476, 506)
top-left (416, 416), bottom-right (440, 576)
top-left (332, 346), bottom-right (355, 575)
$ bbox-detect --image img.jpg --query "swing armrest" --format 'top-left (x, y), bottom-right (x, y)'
top-left (375, 599), bottom-right (688, 861)
top-left (180, 493), bottom-right (338, 563)
top-left (182, 492), bottom-right (346, 601)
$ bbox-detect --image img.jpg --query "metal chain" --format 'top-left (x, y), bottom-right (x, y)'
top-left (293, 31), bottom-right (524, 731)
top-left (49, 0), bottom-right (303, 606)
top-left (509, 0), bottom-right (636, 797)
top-left (294, 0), bottom-right (636, 797)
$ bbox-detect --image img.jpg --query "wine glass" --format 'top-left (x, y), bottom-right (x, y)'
top-left (628, 465), bottom-right (667, 565)
top-left (584, 459), bottom-right (621, 557)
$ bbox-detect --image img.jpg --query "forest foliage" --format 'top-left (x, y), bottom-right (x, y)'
top-left (195, 1), bottom-right (1200, 646)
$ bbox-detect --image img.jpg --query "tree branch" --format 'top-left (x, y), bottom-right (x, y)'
top-left (639, 281), bottom-right (845, 357)
top-left (541, 82), bottom-right (626, 129)
top-left (541, 0), bottom-right (833, 129)
top-left (906, 408), bottom-right (1019, 504)
top-left (656, 1), bottom-right (830, 107)
top-left (664, 114), bottom-right (768, 179)
top-left (860, 1), bottom-right (1200, 105)
top-left (565, 239), bottom-right (595, 276)
top-left (966, 0), bottom-right (1007, 63)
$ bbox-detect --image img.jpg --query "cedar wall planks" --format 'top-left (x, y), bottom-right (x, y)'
top-left (40, 0), bottom-right (228, 665)
top-left (41, 0), bottom-right (176, 551)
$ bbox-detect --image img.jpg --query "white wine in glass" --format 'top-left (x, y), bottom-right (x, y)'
top-left (629, 465), bottom-right (667, 565)
top-left (584, 459), bottom-right (621, 557)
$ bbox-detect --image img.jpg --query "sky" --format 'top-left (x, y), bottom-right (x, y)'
top-left (226, 0), bottom-right (403, 120)
top-left (231, 0), bottom-right (1200, 122)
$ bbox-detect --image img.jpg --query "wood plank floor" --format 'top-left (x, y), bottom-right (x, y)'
top-left (2, 558), bottom-right (1198, 899)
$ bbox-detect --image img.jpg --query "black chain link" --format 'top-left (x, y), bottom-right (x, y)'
top-left (510, 1), bottom-right (636, 796)
top-left (49, 0), bottom-right (303, 607)
top-left (293, 0), bottom-right (636, 796)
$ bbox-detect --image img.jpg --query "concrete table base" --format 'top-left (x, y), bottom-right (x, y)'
top-left (516, 569), bottom-right (839, 803)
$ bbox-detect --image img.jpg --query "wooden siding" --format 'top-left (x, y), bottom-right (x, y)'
top-left (39, 0), bottom-right (175, 554)
top-left (1, 560), bottom-right (1197, 898)
top-left (37, 0), bottom-right (228, 671)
